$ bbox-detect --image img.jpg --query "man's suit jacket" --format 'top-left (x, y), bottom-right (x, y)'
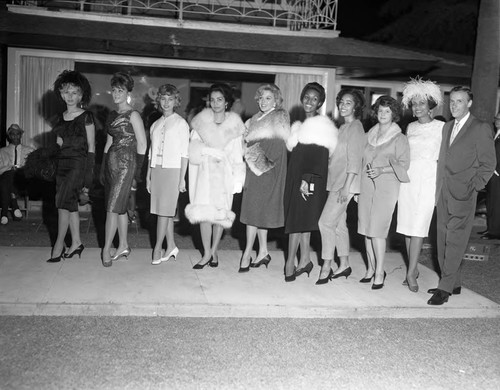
top-left (436, 114), bottom-right (496, 203)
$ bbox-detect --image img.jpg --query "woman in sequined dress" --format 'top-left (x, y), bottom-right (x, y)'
top-left (101, 73), bottom-right (147, 267)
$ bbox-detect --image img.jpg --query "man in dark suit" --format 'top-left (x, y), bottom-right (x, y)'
top-left (429, 86), bottom-right (496, 305)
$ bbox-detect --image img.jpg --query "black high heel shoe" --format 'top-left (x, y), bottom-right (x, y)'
top-left (294, 261), bottom-right (313, 278)
top-left (359, 273), bottom-right (374, 283)
top-left (238, 256), bottom-right (252, 273)
top-left (332, 266), bottom-right (352, 279)
top-left (251, 254), bottom-right (271, 268)
top-left (64, 244), bottom-right (84, 259)
top-left (315, 269), bottom-right (333, 285)
top-left (371, 271), bottom-right (387, 290)
top-left (285, 267), bottom-right (296, 282)
top-left (46, 248), bottom-right (65, 263)
top-left (193, 257), bottom-right (212, 270)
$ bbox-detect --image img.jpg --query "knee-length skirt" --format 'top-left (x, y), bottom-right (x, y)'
top-left (150, 166), bottom-right (180, 217)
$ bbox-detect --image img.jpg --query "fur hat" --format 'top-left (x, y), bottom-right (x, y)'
top-left (401, 77), bottom-right (443, 109)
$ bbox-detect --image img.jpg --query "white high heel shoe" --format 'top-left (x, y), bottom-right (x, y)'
top-left (152, 247), bottom-right (179, 265)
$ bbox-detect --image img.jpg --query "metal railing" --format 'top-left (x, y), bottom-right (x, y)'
top-left (10, 0), bottom-right (338, 31)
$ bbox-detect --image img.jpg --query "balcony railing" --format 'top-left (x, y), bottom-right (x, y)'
top-left (9, 1), bottom-right (338, 33)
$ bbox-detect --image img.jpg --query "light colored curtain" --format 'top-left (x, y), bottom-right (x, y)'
top-left (274, 73), bottom-right (323, 122)
top-left (19, 56), bottom-right (74, 147)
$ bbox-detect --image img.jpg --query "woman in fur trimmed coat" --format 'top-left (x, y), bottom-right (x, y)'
top-left (283, 83), bottom-right (338, 282)
top-left (239, 84), bottom-right (290, 272)
top-left (186, 83), bottom-right (246, 269)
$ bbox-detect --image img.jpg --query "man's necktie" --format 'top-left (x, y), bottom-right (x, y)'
top-left (14, 146), bottom-right (18, 166)
top-left (449, 121), bottom-right (460, 145)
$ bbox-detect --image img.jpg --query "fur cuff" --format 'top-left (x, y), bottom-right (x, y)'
top-left (185, 203), bottom-right (235, 228)
top-left (244, 142), bottom-right (275, 176)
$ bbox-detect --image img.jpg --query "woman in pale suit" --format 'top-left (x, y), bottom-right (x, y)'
top-left (316, 89), bottom-right (366, 284)
top-left (147, 84), bottom-right (189, 265)
top-left (397, 78), bottom-right (444, 292)
top-left (358, 96), bottom-right (410, 290)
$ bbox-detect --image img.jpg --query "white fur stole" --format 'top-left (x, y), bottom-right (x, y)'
top-left (191, 109), bottom-right (245, 149)
top-left (286, 115), bottom-right (338, 156)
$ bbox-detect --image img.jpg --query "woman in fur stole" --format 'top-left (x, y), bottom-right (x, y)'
top-left (239, 84), bottom-right (290, 272)
top-left (283, 83), bottom-right (338, 282)
top-left (316, 89), bottom-right (366, 285)
top-left (186, 83), bottom-right (246, 269)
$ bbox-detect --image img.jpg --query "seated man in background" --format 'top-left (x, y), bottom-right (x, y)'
top-left (0, 124), bottom-right (34, 225)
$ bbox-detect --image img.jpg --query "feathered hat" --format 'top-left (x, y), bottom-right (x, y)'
top-left (401, 77), bottom-right (443, 109)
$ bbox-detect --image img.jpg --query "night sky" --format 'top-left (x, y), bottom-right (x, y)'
top-left (336, 0), bottom-right (387, 39)
top-left (336, 0), bottom-right (480, 55)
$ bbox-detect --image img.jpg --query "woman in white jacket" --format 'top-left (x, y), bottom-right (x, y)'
top-left (147, 84), bottom-right (189, 265)
top-left (186, 83), bottom-right (246, 269)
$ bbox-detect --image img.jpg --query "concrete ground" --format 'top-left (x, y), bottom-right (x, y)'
top-left (0, 248), bottom-right (498, 319)
top-left (1, 207), bottom-right (499, 389)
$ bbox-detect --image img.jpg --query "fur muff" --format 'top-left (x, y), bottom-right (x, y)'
top-left (286, 115), bottom-right (338, 156)
top-left (191, 109), bottom-right (244, 148)
top-left (244, 108), bottom-right (290, 176)
top-left (244, 142), bottom-right (275, 176)
top-left (245, 108), bottom-right (290, 143)
top-left (185, 203), bottom-right (236, 229)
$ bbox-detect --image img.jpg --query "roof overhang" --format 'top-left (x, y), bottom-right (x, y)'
top-left (0, 9), bottom-right (440, 78)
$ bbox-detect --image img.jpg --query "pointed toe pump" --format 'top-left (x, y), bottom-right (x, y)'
top-left (238, 256), bottom-right (252, 273)
top-left (193, 257), bottom-right (212, 270)
top-left (315, 269), bottom-right (334, 285)
top-left (63, 244), bottom-right (85, 259)
top-left (111, 247), bottom-right (131, 262)
top-left (101, 250), bottom-right (112, 267)
top-left (47, 248), bottom-right (65, 263)
top-left (371, 271), bottom-right (387, 290)
top-left (153, 247), bottom-right (179, 265)
top-left (251, 254), bottom-right (271, 268)
top-left (332, 266), bottom-right (352, 280)
top-left (294, 261), bottom-right (313, 278)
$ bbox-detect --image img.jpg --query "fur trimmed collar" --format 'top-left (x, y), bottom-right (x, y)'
top-left (245, 108), bottom-right (290, 142)
top-left (367, 122), bottom-right (402, 147)
top-left (286, 115), bottom-right (338, 155)
top-left (191, 109), bottom-right (244, 149)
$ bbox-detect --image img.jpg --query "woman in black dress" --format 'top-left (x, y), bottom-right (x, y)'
top-left (283, 83), bottom-right (338, 281)
top-left (101, 73), bottom-right (147, 267)
top-left (47, 70), bottom-right (95, 263)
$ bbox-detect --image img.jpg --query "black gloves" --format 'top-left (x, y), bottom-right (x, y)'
top-left (135, 153), bottom-right (145, 183)
top-left (84, 152), bottom-right (95, 189)
top-left (99, 153), bottom-right (107, 187)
